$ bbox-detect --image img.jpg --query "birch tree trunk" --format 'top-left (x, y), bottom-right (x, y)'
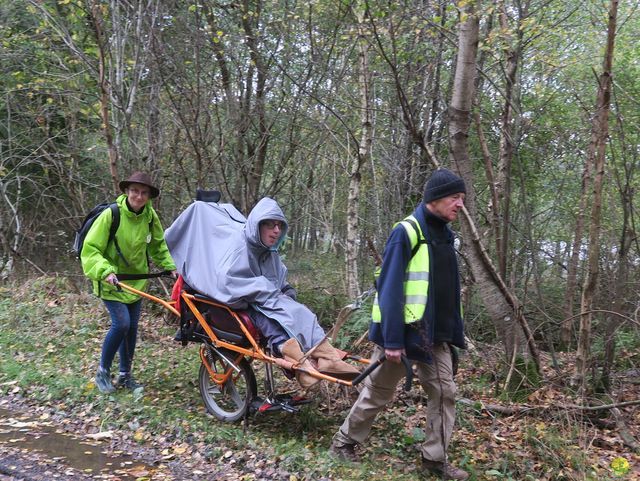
top-left (345, 3), bottom-right (374, 299)
top-left (574, 0), bottom-right (619, 387)
top-left (449, 1), bottom-right (510, 349)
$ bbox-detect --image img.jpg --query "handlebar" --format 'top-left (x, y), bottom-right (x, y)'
top-left (115, 270), bottom-right (174, 281)
top-left (115, 277), bottom-right (180, 317)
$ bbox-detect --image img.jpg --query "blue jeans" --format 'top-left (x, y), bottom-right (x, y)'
top-left (101, 299), bottom-right (142, 373)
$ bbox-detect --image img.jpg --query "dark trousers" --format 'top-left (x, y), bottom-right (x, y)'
top-left (248, 307), bottom-right (289, 354)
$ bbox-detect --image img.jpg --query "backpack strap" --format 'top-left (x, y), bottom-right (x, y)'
top-left (145, 214), bottom-right (155, 266)
top-left (402, 217), bottom-right (429, 259)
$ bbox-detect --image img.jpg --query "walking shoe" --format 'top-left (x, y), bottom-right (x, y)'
top-left (329, 440), bottom-right (360, 463)
top-left (421, 458), bottom-right (469, 480)
top-left (116, 372), bottom-right (143, 390)
top-left (95, 367), bottom-right (115, 394)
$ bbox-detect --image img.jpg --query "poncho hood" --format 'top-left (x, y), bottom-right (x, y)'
top-left (244, 197), bottom-right (289, 252)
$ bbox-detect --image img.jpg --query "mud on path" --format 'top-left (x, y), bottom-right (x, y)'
top-left (0, 395), bottom-right (249, 481)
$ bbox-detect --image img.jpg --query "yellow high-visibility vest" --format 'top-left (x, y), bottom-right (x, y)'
top-left (372, 215), bottom-right (429, 324)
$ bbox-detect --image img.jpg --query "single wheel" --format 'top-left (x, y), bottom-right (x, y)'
top-left (198, 348), bottom-right (257, 422)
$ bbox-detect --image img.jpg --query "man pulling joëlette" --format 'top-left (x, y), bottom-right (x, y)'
top-left (331, 168), bottom-right (469, 480)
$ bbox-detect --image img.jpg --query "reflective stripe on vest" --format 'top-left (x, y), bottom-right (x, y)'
top-left (372, 215), bottom-right (429, 323)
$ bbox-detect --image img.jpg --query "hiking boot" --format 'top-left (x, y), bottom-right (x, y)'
top-left (95, 367), bottom-right (115, 394)
top-left (421, 458), bottom-right (469, 480)
top-left (312, 340), bottom-right (361, 381)
top-left (329, 440), bottom-right (360, 463)
top-left (173, 327), bottom-right (183, 342)
top-left (116, 373), bottom-right (143, 391)
top-left (279, 338), bottom-right (321, 389)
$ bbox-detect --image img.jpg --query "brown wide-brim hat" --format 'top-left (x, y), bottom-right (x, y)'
top-left (119, 171), bottom-right (160, 198)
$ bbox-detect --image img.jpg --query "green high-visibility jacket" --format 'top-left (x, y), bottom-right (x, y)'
top-left (80, 194), bottom-right (176, 303)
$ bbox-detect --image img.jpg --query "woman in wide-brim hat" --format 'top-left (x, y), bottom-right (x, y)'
top-left (80, 171), bottom-right (177, 394)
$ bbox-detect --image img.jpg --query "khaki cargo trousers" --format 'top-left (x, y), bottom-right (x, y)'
top-left (334, 343), bottom-right (456, 462)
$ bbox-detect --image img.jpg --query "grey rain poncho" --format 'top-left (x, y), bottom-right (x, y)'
top-left (164, 197), bottom-right (325, 351)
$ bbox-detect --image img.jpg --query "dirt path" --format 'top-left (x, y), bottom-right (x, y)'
top-left (0, 396), bottom-right (247, 481)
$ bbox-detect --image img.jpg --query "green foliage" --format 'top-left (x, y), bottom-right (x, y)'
top-left (336, 297), bottom-right (374, 351)
top-left (591, 327), bottom-right (640, 371)
top-left (524, 423), bottom-right (590, 476)
top-left (462, 290), bottom-right (497, 343)
top-left (501, 357), bottom-right (542, 403)
top-left (286, 252), bottom-right (350, 325)
top-left (285, 251), bottom-right (374, 351)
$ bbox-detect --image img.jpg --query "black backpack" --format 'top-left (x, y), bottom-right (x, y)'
top-left (73, 202), bottom-right (126, 264)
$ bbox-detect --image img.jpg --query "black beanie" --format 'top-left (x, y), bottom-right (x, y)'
top-left (423, 168), bottom-right (466, 203)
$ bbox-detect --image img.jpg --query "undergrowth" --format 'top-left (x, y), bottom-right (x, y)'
top-left (0, 276), bottom-right (638, 480)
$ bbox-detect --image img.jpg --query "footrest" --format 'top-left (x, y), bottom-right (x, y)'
top-left (250, 394), bottom-right (312, 414)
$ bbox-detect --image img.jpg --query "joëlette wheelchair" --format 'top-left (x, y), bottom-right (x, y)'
top-left (115, 277), bottom-right (403, 423)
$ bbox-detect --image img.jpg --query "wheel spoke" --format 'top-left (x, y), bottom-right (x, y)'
top-left (224, 381), bottom-right (242, 408)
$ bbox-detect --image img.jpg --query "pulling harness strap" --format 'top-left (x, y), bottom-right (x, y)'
top-left (116, 271), bottom-right (173, 280)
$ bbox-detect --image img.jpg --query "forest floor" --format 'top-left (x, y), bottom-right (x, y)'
top-left (0, 276), bottom-right (639, 481)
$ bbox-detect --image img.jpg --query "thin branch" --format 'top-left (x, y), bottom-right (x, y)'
top-left (458, 397), bottom-right (640, 414)
top-left (562, 309), bottom-right (640, 329)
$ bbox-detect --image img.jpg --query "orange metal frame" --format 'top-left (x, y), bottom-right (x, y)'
top-left (117, 281), bottom-right (368, 387)
top-left (198, 345), bottom-right (246, 387)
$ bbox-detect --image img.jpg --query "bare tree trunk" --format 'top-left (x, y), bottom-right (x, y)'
top-left (449, 1), bottom-right (511, 349)
top-left (472, 11), bottom-right (499, 249)
top-left (345, 3), bottom-right (373, 299)
top-left (495, 1), bottom-right (523, 281)
top-left (0, 178), bottom-right (20, 279)
top-left (147, 73), bottom-right (162, 171)
top-left (425, 0), bottom-right (448, 146)
top-left (145, 10), bottom-right (162, 173)
top-left (475, 110), bottom-right (501, 243)
top-left (574, 0), bottom-right (619, 387)
top-left (602, 187), bottom-right (632, 390)
top-left (561, 160), bottom-right (590, 348)
top-left (601, 105), bottom-right (637, 390)
top-left (242, 0), bottom-right (270, 208)
top-left (89, 1), bottom-right (119, 194)
top-left (201, 4), bottom-right (245, 209)
top-left (448, 0), bottom-right (541, 376)
top-left (112, 0), bottom-right (160, 166)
